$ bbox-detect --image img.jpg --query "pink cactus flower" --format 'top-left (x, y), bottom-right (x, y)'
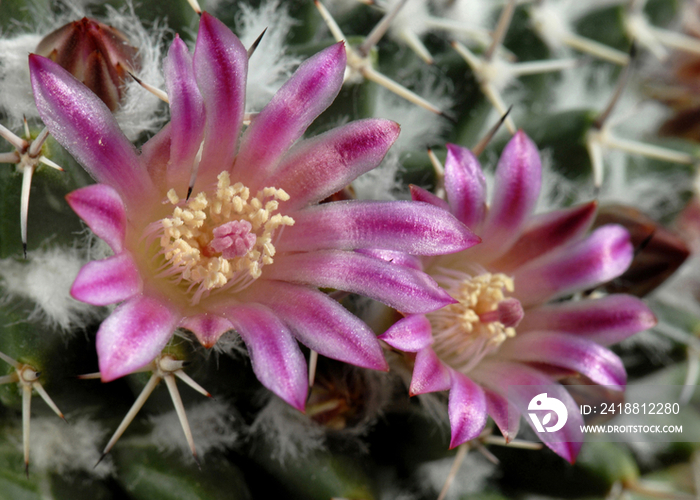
top-left (29, 13), bottom-right (479, 410)
top-left (379, 131), bottom-right (658, 462)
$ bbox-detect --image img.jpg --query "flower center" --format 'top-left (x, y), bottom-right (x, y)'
top-left (156, 171), bottom-right (294, 305)
top-left (427, 269), bottom-right (523, 373)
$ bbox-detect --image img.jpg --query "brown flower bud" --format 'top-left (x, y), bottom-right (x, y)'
top-left (305, 359), bottom-right (382, 430)
top-left (35, 18), bottom-right (140, 111)
top-left (593, 204), bottom-right (690, 297)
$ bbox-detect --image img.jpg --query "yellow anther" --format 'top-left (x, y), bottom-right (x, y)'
top-left (158, 171), bottom-right (294, 304)
top-left (428, 271), bottom-right (518, 373)
top-left (167, 189), bottom-right (180, 204)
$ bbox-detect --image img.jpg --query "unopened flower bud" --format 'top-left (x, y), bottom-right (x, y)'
top-left (306, 359), bottom-right (384, 431)
top-left (593, 204), bottom-right (690, 297)
top-left (35, 17), bottom-right (140, 111)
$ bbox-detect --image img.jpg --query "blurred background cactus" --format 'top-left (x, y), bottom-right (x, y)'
top-left (1, 0), bottom-right (700, 498)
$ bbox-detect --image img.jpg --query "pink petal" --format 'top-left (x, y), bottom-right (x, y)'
top-left (498, 332), bottom-right (627, 387)
top-left (448, 371), bottom-right (488, 448)
top-left (193, 12), bottom-right (247, 185)
top-left (65, 184), bottom-right (127, 253)
top-left (513, 224), bottom-right (633, 307)
top-left (139, 122), bottom-right (171, 190)
top-left (378, 315), bottom-right (433, 352)
top-left (180, 314), bottom-right (234, 348)
top-left (225, 304), bottom-right (307, 410)
top-left (264, 250), bottom-right (455, 314)
top-left (235, 42), bottom-right (346, 187)
top-left (409, 347), bottom-right (452, 395)
top-left (444, 143), bottom-right (487, 229)
top-left (70, 253), bottom-right (141, 306)
top-left (484, 389), bottom-right (520, 442)
top-left (278, 201), bottom-right (480, 255)
top-left (491, 201), bottom-right (598, 272)
top-left (164, 35), bottom-right (205, 180)
top-left (29, 54), bottom-right (152, 203)
top-left (409, 185), bottom-right (450, 211)
top-left (517, 295), bottom-right (657, 345)
top-left (243, 281), bottom-right (388, 371)
top-left (472, 360), bottom-right (583, 463)
top-left (478, 130), bottom-right (541, 258)
top-left (356, 249), bottom-right (423, 270)
top-left (273, 119), bottom-right (400, 210)
top-left (97, 295), bottom-right (179, 382)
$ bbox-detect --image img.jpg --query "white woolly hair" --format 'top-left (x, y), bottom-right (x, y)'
top-left (149, 400), bottom-right (241, 460)
top-left (0, 1), bottom-right (166, 140)
top-left (547, 63), bottom-right (687, 220)
top-left (105, 3), bottom-right (168, 141)
top-left (248, 394), bottom-right (327, 464)
top-left (416, 452), bottom-right (495, 500)
top-left (210, 330), bottom-right (247, 359)
top-left (0, 33), bottom-right (43, 129)
top-left (24, 415), bottom-right (114, 477)
top-left (235, 0), bottom-right (301, 112)
top-left (378, 0), bottom-right (431, 39)
top-left (0, 245), bottom-right (103, 333)
top-left (593, 151), bottom-right (690, 220)
top-left (429, 0), bottom-right (497, 40)
top-left (373, 71), bottom-right (454, 154)
top-left (353, 150), bottom-right (405, 201)
top-left (353, 71), bottom-right (453, 201)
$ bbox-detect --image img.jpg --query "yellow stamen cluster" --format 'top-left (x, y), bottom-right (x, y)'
top-left (428, 270), bottom-right (516, 372)
top-left (159, 171), bottom-right (294, 303)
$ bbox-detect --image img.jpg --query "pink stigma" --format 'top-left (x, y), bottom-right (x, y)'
top-left (208, 220), bottom-right (257, 258)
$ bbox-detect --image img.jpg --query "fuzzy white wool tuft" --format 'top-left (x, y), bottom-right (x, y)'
top-left (0, 246), bottom-right (102, 332)
top-left (27, 415), bottom-right (114, 477)
top-left (249, 394), bottom-right (326, 464)
top-left (106, 3), bottom-right (168, 141)
top-left (150, 400), bottom-right (241, 459)
top-left (236, 0), bottom-right (301, 111)
top-left (416, 452), bottom-right (495, 500)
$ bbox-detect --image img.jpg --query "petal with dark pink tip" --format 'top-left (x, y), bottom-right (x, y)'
top-left (180, 314), bottom-right (234, 348)
top-left (478, 131), bottom-right (541, 258)
top-left (235, 42), bottom-right (346, 186)
top-left (517, 295), bottom-right (657, 345)
top-left (243, 281), bottom-right (388, 371)
top-left (409, 347), bottom-right (452, 395)
top-left (491, 201), bottom-right (598, 273)
top-left (484, 389), bottom-right (520, 442)
top-left (265, 250), bottom-right (455, 314)
top-left (97, 295), bottom-right (178, 382)
top-left (66, 184), bottom-right (127, 253)
top-left (225, 304), bottom-right (307, 411)
top-left (29, 54), bottom-right (151, 202)
top-left (378, 315), bottom-right (433, 352)
top-left (513, 224), bottom-right (633, 307)
top-left (278, 201), bottom-right (480, 255)
top-left (498, 332), bottom-right (627, 387)
top-left (164, 35), bottom-right (205, 179)
top-left (471, 360), bottom-right (583, 463)
top-left (70, 253), bottom-right (141, 306)
top-left (409, 185), bottom-right (450, 211)
top-left (193, 13), bottom-right (247, 183)
top-left (273, 119), bottom-right (400, 210)
top-left (444, 143), bottom-right (486, 229)
top-left (140, 122), bottom-right (171, 189)
top-left (448, 371), bottom-right (488, 448)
